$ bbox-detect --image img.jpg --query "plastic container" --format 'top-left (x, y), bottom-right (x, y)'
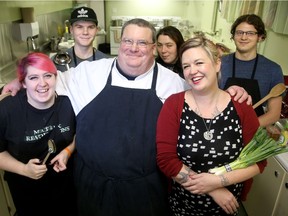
top-left (267, 119), bottom-right (288, 140)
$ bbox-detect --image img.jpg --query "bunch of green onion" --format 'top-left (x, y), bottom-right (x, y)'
top-left (209, 123), bottom-right (288, 175)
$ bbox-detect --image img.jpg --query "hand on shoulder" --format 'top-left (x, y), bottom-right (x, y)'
top-left (1, 79), bottom-right (22, 96)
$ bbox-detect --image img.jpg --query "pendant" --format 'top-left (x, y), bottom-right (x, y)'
top-left (204, 131), bottom-right (213, 141)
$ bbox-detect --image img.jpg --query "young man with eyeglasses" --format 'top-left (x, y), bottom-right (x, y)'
top-left (2, 18), bottom-right (252, 216)
top-left (220, 14), bottom-right (284, 127)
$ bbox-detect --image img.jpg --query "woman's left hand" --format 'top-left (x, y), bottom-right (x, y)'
top-left (209, 188), bottom-right (239, 215)
top-left (50, 151), bottom-right (69, 172)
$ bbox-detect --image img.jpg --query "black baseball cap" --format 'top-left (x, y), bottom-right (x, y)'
top-left (69, 7), bottom-right (98, 25)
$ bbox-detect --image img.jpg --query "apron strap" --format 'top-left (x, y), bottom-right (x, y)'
top-left (250, 54), bottom-right (258, 80)
top-left (151, 63), bottom-right (158, 90)
top-left (106, 59), bottom-right (116, 85)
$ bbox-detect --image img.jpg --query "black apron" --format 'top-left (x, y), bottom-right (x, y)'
top-left (74, 61), bottom-right (170, 216)
top-left (224, 54), bottom-right (264, 116)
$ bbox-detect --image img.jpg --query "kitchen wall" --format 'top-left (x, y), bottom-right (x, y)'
top-left (105, 0), bottom-right (188, 21)
top-left (0, 1), bottom-right (74, 22)
top-left (104, 0), bottom-right (288, 75)
top-left (0, 0), bottom-right (287, 82)
top-left (184, 1), bottom-right (288, 75)
top-left (0, 1), bottom-right (75, 84)
top-left (104, 0), bottom-right (188, 46)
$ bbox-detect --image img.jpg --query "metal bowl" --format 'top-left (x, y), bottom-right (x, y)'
top-left (53, 51), bottom-right (71, 70)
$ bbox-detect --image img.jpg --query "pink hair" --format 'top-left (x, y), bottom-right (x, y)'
top-left (17, 52), bottom-right (57, 83)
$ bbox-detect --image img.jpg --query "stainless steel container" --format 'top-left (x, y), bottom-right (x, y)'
top-left (163, 19), bottom-right (172, 27)
top-left (111, 19), bottom-right (123, 27)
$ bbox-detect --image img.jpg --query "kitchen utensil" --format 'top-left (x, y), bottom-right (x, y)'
top-left (53, 51), bottom-right (71, 71)
top-left (27, 36), bottom-right (38, 52)
top-left (253, 83), bottom-right (286, 109)
top-left (42, 139), bottom-right (56, 164)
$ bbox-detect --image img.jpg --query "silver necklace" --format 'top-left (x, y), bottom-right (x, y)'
top-left (193, 93), bottom-right (220, 141)
top-left (202, 119), bottom-right (213, 141)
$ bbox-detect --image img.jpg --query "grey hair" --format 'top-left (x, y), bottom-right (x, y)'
top-left (121, 18), bottom-right (156, 43)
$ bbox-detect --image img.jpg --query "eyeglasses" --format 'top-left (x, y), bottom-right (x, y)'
top-left (121, 38), bottom-right (154, 48)
top-left (235, 30), bottom-right (258, 37)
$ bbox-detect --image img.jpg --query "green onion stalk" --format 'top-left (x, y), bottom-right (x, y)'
top-left (209, 123), bottom-right (288, 175)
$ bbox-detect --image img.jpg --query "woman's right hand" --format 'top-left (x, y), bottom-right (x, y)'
top-left (24, 158), bottom-right (48, 180)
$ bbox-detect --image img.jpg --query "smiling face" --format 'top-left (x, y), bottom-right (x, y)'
top-left (157, 35), bottom-right (178, 64)
top-left (22, 66), bottom-right (56, 109)
top-left (117, 24), bottom-right (156, 76)
top-left (70, 21), bottom-right (98, 48)
top-left (233, 22), bottom-right (262, 55)
top-left (182, 47), bottom-right (220, 92)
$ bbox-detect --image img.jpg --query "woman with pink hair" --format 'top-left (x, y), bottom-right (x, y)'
top-left (0, 53), bottom-right (77, 216)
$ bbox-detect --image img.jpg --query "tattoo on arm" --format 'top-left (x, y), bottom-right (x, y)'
top-left (178, 172), bottom-right (189, 184)
top-left (219, 174), bottom-right (229, 187)
top-left (178, 167), bottom-right (196, 184)
top-left (185, 166), bottom-right (196, 175)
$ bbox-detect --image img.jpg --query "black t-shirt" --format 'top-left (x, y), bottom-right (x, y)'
top-left (0, 89), bottom-right (76, 163)
top-left (156, 57), bottom-right (184, 78)
top-left (0, 89), bottom-right (78, 216)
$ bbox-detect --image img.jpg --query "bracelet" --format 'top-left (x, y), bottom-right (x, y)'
top-left (64, 147), bottom-right (72, 157)
top-left (224, 164), bottom-right (232, 172)
top-left (219, 174), bottom-right (229, 187)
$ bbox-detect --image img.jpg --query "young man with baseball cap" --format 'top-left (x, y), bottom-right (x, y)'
top-left (54, 6), bottom-right (108, 72)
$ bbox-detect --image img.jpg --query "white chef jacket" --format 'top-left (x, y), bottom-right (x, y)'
top-left (56, 57), bottom-right (189, 115)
